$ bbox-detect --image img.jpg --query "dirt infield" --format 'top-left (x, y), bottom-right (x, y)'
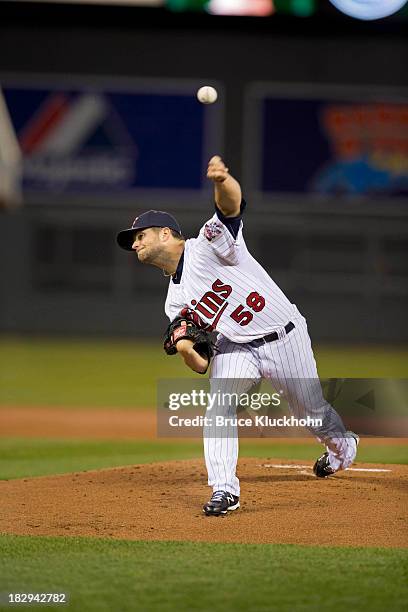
top-left (0, 407), bottom-right (156, 439)
top-left (1, 406), bottom-right (407, 547)
top-left (0, 406), bottom-right (407, 445)
top-left (1, 458), bottom-right (407, 547)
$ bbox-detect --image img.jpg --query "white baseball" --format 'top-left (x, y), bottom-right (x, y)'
top-left (197, 86), bottom-right (218, 105)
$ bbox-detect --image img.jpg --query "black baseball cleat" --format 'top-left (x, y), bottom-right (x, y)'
top-left (313, 452), bottom-right (335, 478)
top-left (203, 490), bottom-right (240, 516)
top-left (313, 432), bottom-right (360, 478)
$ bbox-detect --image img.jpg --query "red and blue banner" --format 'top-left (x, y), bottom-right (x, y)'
top-left (2, 77), bottom-right (222, 195)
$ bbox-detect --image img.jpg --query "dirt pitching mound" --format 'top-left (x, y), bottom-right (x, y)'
top-left (1, 458), bottom-right (407, 547)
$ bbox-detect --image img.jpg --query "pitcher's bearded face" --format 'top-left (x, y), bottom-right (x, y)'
top-left (132, 228), bottom-right (163, 264)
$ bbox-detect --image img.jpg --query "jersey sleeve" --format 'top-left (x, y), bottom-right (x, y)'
top-left (197, 199), bottom-right (248, 265)
top-left (214, 199), bottom-right (247, 239)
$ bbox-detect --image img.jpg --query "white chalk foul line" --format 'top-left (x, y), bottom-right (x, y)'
top-left (262, 464), bottom-right (309, 469)
top-left (345, 468), bottom-right (391, 472)
top-left (300, 470), bottom-right (315, 477)
top-left (261, 464), bottom-right (391, 473)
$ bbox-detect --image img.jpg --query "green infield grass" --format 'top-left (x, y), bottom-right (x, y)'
top-left (0, 536), bottom-right (407, 612)
top-left (0, 338), bottom-right (195, 408)
top-left (0, 438), bottom-right (406, 480)
top-left (1, 338), bottom-right (407, 408)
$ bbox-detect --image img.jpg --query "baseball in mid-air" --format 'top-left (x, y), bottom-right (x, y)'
top-left (197, 86), bottom-right (218, 105)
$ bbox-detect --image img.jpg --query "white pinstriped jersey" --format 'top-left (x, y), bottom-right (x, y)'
top-left (163, 207), bottom-right (356, 497)
top-left (165, 211), bottom-right (298, 343)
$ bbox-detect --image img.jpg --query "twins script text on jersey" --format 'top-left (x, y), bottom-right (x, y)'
top-left (165, 214), bottom-right (297, 342)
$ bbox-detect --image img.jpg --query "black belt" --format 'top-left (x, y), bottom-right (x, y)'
top-left (249, 321), bottom-right (295, 348)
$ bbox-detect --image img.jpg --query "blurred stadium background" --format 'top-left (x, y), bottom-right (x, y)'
top-left (0, 0), bottom-right (407, 344)
top-left (0, 5), bottom-right (407, 610)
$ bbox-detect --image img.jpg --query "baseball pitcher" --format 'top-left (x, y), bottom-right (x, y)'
top-left (117, 156), bottom-right (359, 516)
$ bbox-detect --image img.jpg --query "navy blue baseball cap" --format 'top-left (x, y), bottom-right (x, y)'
top-left (117, 210), bottom-right (182, 251)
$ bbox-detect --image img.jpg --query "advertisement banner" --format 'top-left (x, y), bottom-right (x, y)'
top-left (245, 84), bottom-right (408, 198)
top-left (1, 75), bottom-right (223, 196)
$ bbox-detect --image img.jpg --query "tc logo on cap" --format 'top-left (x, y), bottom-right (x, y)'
top-left (117, 209), bottom-right (182, 251)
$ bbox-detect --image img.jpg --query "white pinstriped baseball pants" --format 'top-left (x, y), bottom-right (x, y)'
top-left (204, 313), bottom-right (358, 497)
